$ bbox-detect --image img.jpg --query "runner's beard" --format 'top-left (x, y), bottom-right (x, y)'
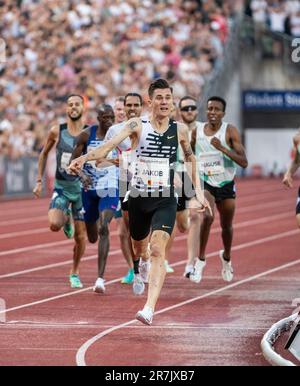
top-left (68, 112), bottom-right (82, 121)
top-left (183, 117), bottom-right (196, 125)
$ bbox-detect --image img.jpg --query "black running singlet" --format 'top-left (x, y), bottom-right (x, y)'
top-left (130, 118), bottom-right (178, 196)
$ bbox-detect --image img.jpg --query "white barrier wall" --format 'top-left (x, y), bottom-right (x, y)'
top-left (245, 129), bottom-right (298, 176)
top-left (0, 156), bottom-right (40, 198)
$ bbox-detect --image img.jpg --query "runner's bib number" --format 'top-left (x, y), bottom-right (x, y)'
top-left (61, 152), bottom-right (72, 171)
top-left (199, 152), bottom-right (225, 176)
top-left (132, 157), bottom-right (169, 188)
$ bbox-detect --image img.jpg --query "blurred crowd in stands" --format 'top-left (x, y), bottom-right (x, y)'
top-left (0, 0), bottom-right (240, 159)
top-left (246, 0), bottom-right (300, 36)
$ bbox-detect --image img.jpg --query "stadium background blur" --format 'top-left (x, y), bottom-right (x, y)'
top-left (1, 0), bottom-right (300, 198)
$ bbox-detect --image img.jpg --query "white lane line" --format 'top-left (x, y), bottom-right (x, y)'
top-left (0, 205), bottom-right (46, 217)
top-left (0, 206), bottom-right (294, 258)
top-left (0, 322), bottom-right (269, 331)
top-left (76, 253), bottom-right (300, 366)
top-left (0, 277), bottom-right (121, 316)
top-left (238, 198), bottom-right (292, 213)
top-left (0, 228), bottom-right (298, 318)
top-left (0, 211), bottom-right (294, 278)
top-left (0, 239), bottom-right (73, 257)
top-left (0, 248), bottom-right (118, 280)
top-left (0, 230), bottom-right (119, 257)
top-left (0, 194), bottom-right (292, 234)
top-left (172, 228), bottom-right (300, 262)
top-left (0, 211), bottom-right (292, 241)
top-left (0, 228), bottom-right (119, 241)
top-left (213, 211), bottom-right (292, 235)
top-left (0, 228), bottom-right (50, 240)
top-left (0, 216), bottom-right (46, 227)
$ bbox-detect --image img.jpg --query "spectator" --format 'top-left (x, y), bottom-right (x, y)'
top-left (0, 0), bottom-right (239, 158)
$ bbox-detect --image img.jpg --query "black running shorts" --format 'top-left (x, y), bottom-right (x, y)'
top-left (296, 188), bottom-right (300, 215)
top-left (128, 195), bottom-right (177, 241)
top-left (204, 180), bottom-right (236, 202)
top-left (175, 172), bottom-right (195, 212)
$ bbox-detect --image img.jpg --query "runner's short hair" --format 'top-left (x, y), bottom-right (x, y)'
top-left (67, 94), bottom-right (84, 102)
top-left (124, 93), bottom-right (143, 105)
top-left (207, 96), bottom-right (226, 112)
top-left (97, 103), bottom-right (113, 113)
top-left (148, 79), bottom-right (173, 98)
top-left (179, 96), bottom-right (197, 109)
top-left (114, 96), bottom-right (125, 104)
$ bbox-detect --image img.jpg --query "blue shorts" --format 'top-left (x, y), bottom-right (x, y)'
top-left (82, 189), bottom-right (119, 223)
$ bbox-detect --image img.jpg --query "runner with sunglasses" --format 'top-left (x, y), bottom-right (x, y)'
top-left (178, 96), bottom-right (205, 278)
top-left (164, 96), bottom-right (203, 277)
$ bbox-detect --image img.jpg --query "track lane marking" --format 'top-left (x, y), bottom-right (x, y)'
top-left (0, 209), bottom-right (294, 258)
top-left (76, 250), bottom-right (300, 366)
top-left (0, 228), bottom-right (298, 317)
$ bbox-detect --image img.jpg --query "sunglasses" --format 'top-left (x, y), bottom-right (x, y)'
top-left (180, 105), bottom-right (197, 112)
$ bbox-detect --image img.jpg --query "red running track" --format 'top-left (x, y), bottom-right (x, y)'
top-left (0, 178), bottom-right (299, 366)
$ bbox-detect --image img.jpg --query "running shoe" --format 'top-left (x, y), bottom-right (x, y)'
top-left (164, 260), bottom-right (174, 273)
top-left (121, 268), bottom-right (134, 284)
top-left (190, 259), bottom-right (206, 283)
top-left (219, 250), bottom-right (234, 282)
top-left (69, 274), bottom-right (83, 288)
top-left (133, 274), bottom-right (145, 295)
top-left (139, 259), bottom-right (151, 283)
top-left (93, 277), bottom-right (106, 293)
top-left (63, 208), bottom-right (74, 239)
top-left (183, 264), bottom-right (194, 278)
top-left (136, 306), bottom-right (154, 326)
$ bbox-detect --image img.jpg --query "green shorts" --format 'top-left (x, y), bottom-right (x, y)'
top-left (49, 180), bottom-right (84, 221)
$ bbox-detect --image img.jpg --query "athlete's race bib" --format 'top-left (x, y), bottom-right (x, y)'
top-left (61, 152), bottom-right (72, 171)
top-left (199, 152), bottom-right (225, 176)
top-left (132, 157), bottom-right (169, 188)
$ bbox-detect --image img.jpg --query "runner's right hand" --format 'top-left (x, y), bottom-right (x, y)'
top-left (68, 156), bottom-right (86, 175)
top-left (33, 182), bottom-right (42, 198)
top-left (282, 173), bottom-right (293, 188)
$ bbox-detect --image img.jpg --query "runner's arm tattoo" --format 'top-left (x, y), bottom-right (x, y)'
top-left (128, 120), bottom-right (138, 132)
